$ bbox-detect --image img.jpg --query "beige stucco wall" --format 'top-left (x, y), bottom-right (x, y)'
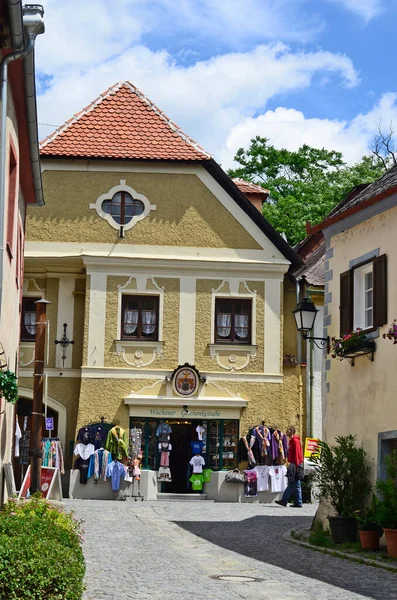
top-left (72, 278), bottom-right (85, 369)
top-left (325, 203), bottom-right (397, 484)
top-left (27, 170), bottom-right (260, 249)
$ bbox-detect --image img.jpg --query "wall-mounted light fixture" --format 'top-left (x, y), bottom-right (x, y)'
top-left (293, 297), bottom-right (329, 350)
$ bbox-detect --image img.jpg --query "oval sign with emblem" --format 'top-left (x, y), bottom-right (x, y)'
top-left (172, 365), bottom-right (199, 397)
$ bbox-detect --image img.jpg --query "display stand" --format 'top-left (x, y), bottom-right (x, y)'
top-left (129, 475), bottom-right (144, 501)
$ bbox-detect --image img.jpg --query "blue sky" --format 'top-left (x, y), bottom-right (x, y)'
top-left (36, 0), bottom-right (397, 168)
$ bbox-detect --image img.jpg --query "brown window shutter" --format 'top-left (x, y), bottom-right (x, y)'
top-left (373, 254), bottom-right (387, 327)
top-left (340, 269), bottom-right (353, 337)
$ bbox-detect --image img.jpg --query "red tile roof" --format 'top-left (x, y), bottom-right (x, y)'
top-left (40, 81), bottom-right (211, 161)
top-left (232, 178), bottom-right (269, 195)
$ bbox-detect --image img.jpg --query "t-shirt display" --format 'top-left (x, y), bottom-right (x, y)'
top-left (269, 465), bottom-right (287, 493)
top-left (190, 455), bottom-right (205, 474)
top-left (202, 468), bottom-right (213, 483)
top-left (254, 465), bottom-right (270, 492)
top-left (190, 440), bottom-right (205, 455)
top-left (196, 425), bottom-right (205, 441)
top-left (189, 474), bottom-right (204, 491)
top-left (243, 469), bottom-right (258, 497)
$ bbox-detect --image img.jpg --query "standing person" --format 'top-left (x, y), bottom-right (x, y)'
top-left (275, 425), bottom-right (303, 508)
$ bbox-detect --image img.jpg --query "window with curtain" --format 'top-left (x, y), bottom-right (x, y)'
top-left (215, 298), bottom-right (252, 344)
top-left (21, 297), bottom-right (39, 341)
top-left (121, 295), bottom-right (159, 340)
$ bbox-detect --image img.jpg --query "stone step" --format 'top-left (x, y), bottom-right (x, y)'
top-left (156, 493), bottom-right (210, 501)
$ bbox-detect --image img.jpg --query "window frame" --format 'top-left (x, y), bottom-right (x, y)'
top-left (353, 260), bottom-right (374, 331)
top-left (340, 253), bottom-right (387, 337)
top-left (20, 297), bottom-right (39, 342)
top-left (121, 295), bottom-right (160, 341)
top-left (214, 298), bottom-right (252, 344)
top-left (102, 191), bottom-right (145, 226)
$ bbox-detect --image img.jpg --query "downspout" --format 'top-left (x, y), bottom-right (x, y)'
top-left (306, 288), bottom-right (325, 438)
top-left (296, 278), bottom-right (303, 440)
top-left (0, 3), bottom-right (44, 309)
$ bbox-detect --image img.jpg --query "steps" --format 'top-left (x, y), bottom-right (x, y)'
top-left (156, 493), bottom-right (210, 501)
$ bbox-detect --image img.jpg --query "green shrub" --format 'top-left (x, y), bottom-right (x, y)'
top-left (0, 497), bottom-right (85, 599)
top-left (376, 450), bottom-right (397, 529)
top-left (310, 434), bottom-right (371, 516)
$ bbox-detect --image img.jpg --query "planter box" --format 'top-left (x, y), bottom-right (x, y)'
top-left (342, 340), bottom-right (376, 366)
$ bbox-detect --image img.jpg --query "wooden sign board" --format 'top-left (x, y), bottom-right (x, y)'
top-left (18, 466), bottom-right (63, 501)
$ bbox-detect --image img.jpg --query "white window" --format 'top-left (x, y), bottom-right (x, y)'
top-left (353, 262), bottom-right (373, 330)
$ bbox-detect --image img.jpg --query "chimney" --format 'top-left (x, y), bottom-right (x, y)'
top-left (232, 178), bottom-right (269, 213)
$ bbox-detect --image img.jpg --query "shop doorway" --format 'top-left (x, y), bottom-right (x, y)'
top-left (168, 422), bottom-right (194, 493)
top-left (13, 397), bottom-right (59, 490)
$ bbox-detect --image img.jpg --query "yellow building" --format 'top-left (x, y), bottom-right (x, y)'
top-left (18, 81), bottom-right (305, 500)
top-left (309, 171), bottom-right (397, 486)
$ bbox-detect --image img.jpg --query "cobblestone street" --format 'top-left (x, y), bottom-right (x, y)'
top-left (66, 500), bottom-right (397, 600)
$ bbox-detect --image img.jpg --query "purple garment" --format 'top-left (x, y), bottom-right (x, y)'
top-left (106, 460), bottom-right (125, 492)
top-left (283, 434), bottom-right (288, 460)
top-left (272, 431), bottom-right (288, 462)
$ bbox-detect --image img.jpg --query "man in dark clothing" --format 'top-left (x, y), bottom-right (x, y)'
top-left (275, 425), bottom-right (304, 508)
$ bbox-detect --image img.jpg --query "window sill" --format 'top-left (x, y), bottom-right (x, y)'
top-left (209, 343), bottom-right (257, 354)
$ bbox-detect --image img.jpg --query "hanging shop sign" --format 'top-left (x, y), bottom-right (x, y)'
top-left (171, 363), bottom-right (201, 397)
top-left (45, 417), bottom-right (54, 431)
top-left (18, 466), bottom-right (63, 501)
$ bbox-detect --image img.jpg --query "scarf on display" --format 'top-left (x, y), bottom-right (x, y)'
top-left (256, 425), bottom-right (270, 457)
top-left (243, 435), bottom-right (256, 466)
top-left (273, 430), bottom-right (285, 462)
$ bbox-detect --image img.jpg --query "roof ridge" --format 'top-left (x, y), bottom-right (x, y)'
top-left (40, 81), bottom-right (211, 158)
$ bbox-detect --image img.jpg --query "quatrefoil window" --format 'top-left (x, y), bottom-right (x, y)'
top-left (102, 192), bottom-right (144, 225)
top-left (90, 180), bottom-right (156, 232)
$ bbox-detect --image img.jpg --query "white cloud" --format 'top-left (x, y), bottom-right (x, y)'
top-left (37, 41), bottom-right (358, 160)
top-left (222, 93), bottom-right (397, 168)
top-left (324, 0), bottom-right (385, 21)
top-left (37, 0), bottom-right (323, 75)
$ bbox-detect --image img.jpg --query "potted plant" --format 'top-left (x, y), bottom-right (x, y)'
top-left (376, 450), bottom-right (397, 557)
top-left (355, 496), bottom-right (382, 550)
top-left (311, 435), bottom-right (371, 543)
top-left (330, 328), bottom-right (375, 361)
top-left (0, 369), bottom-right (18, 404)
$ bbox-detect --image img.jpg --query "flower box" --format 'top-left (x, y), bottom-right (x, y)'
top-left (331, 330), bottom-right (376, 366)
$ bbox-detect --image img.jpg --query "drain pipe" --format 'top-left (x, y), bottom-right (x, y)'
top-left (0, 4), bottom-right (44, 309)
top-left (295, 278), bottom-right (303, 439)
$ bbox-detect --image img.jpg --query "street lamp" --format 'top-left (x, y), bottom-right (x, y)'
top-left (293, 297), bottom-right (329, 350)
top-left (30, 298), bottom-right (51, 494)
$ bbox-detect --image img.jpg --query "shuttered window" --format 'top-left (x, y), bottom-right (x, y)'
top-left (339, 254), bottom-right (387, 337)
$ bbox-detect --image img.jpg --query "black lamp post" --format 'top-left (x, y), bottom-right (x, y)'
top-left (293, 297), bottom-right (329, 350)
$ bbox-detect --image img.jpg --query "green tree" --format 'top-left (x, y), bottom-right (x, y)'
top-left (228, 136), bottom-right (387, 245)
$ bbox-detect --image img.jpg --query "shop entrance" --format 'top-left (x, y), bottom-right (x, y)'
top-left (168, 422), bottom-right (193, 493)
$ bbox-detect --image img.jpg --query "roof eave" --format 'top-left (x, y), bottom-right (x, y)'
top-left (203, 159), bottom-right (303, 269)
top-left (307, 183), bottom-right (397, 235)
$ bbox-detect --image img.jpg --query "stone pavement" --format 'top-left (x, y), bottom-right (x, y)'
top-left (66, 500), bottom-right (397, 600)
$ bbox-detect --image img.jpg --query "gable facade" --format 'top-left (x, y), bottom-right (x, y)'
top-left (19, 82), bottom-right (304, 501)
